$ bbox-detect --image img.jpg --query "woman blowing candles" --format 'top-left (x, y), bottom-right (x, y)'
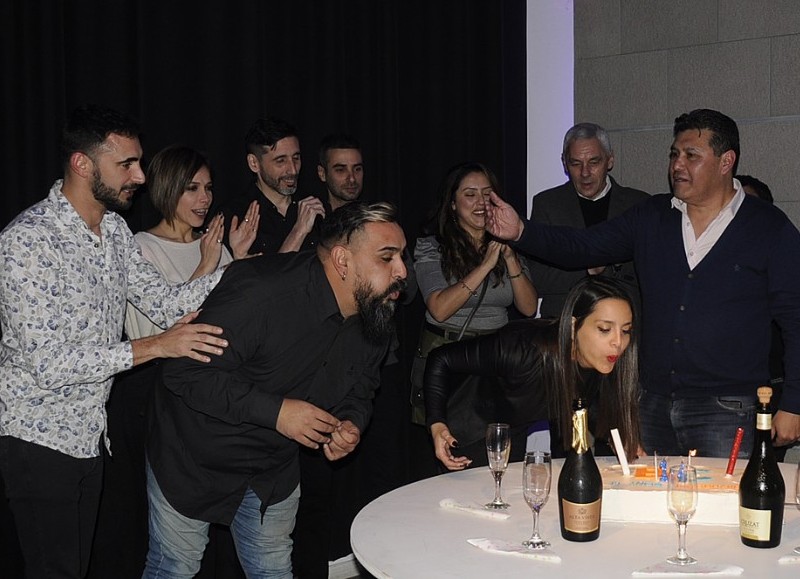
top-left (423, 276), bottom-right (641, 471)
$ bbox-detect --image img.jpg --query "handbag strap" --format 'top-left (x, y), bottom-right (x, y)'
top-left (456, 280), bottom-right (488, 341)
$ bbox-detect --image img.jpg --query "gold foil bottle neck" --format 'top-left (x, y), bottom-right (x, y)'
top-left (572, 408), bottom-right (590, 453)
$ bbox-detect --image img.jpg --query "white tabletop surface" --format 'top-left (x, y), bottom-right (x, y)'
top-left (351, 458), bottom-right (800, 578)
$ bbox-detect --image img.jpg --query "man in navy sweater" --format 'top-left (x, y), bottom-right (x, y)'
top-left (485, 109), bottom-right (800, 457)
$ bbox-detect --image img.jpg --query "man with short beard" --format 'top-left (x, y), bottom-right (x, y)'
top-left (0, 104), bottom-right (228, 579)
top-left (222, 116), bottom-right (326, 255)
top-left (144, 201), bottom-right (407, 578)
top-left (316, 133), bottom-right (364, 213)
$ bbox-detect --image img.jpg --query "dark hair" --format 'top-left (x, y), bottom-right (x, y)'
top-left (737, 174), bottom-right (774, 204)
top-left (673, 109), bottom-right (740, 174)
top-left (245, 116), bottom-right (298, 157)
top-left (318, 133), bottom-right (361, 167)
top-left (146, 145), bottom-right (212, 226)
top-left (535, 277), bottom-right (640, 458)
top-left (434, 162), bottom-right (505, 284)
top-left (319, 200), bottom-right (398, 248)
top-left (562, 122), bottom-right (613, 159)
top-left (61, 104), bottom-right (140, 167)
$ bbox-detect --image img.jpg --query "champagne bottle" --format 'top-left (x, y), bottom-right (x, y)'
top-left (557, 398), bottom-right (602, 541)
top-left (738, 386), bottom-right (785, 548)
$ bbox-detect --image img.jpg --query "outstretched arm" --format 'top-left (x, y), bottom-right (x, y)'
top-left (131, 310), bottom-right (227, 366)
top-left (485, 191), bottom-right (524, 241)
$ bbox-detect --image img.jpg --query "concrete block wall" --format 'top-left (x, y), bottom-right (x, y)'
top-left (574, 0), bottom-right (800, 222)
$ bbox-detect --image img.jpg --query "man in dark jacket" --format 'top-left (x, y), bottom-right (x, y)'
top-left (530, 122), bottom-right (649, 317)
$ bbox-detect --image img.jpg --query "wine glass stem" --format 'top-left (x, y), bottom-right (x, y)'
top-left (493, 471), bottom-right (503, 503)
top-left (676, 521), bottom-right (689, 560)
top-left (531, 508), bottom-right (541, 540)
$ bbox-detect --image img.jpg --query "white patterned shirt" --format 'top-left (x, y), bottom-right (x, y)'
top-left (0, 181), bottom-right (223, 458)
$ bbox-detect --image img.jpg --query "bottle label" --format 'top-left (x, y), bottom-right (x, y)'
top-left (561, 498), bottom-right (601, 533)
top-left (756, 413), bottom-right (771, 430)
top-left (739, 506), bottom-right (772, 541)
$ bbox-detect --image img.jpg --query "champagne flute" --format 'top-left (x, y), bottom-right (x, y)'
top-left (485, 423), bottom-right (511, 509)
top-left (666, 464), bottom-right (698, 565)
top-left (522, 451), bottom-right (551, 549)
top-left (794, 462), bottom-right (800, 555)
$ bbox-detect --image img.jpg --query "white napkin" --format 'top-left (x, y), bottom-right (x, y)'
top-left (632, 562), bottom-right (743, 576)
top-left (438, 498), bottom-right (511, 520)
top-left (467, 538), bottom-right (561, 563)
top-left (778, 551), bottom-right (800, 564)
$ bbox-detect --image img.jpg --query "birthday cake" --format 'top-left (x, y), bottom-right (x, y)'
top-left (599, 457), bottom-right (743, 526)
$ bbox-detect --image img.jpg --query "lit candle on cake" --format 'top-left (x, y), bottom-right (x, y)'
top-left (688, 449), bottom-right (696, 467)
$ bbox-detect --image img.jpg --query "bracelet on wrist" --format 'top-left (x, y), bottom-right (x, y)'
top-left (507, 271), bottom-right (523, 279)
top-left (459, 280), bottom-right (478, 297)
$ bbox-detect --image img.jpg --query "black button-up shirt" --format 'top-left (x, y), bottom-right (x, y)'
top-left (146, 251), bottom-right (386, 524)
top-left (222, 184), bottom-right (319, 254)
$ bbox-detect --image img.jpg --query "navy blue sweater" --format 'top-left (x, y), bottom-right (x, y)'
top-left (516, 193), bottom-right (800, 414)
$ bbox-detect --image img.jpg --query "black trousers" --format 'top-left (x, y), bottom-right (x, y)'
top-left (0, 436), bottom-right (102, 579)
top-left (87, 364), bottom-right (154, 579)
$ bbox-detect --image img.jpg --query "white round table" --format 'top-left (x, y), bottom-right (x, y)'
top-left (351, 458), bottom-right (800, 578)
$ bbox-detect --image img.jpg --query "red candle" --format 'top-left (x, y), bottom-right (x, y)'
top-left (726, 427), bottom-right (745, 476)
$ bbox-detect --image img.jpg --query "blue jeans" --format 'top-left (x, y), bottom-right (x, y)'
top-left (143, 461), bottom-right (299, 578)
top-left (639, 390), bottom-right (756, 458)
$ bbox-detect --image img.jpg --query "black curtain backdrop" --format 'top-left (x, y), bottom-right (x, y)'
top-left (1, 0), bottom-right (528, 235)
top-left (0, 1), bottom-right (527, 576)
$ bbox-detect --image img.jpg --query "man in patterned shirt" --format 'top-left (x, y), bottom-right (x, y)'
top-left (0, 104), bottom-right (228, 579)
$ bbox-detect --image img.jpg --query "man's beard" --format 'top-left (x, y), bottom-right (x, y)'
top-left (330, 182), bottom-right (361, 204)
top-left (91, 168), bottom-right (134, 212)
top-left (354, 277), bottom-right (407, 344)
top-left (261, 169), bottom-right (298, 197)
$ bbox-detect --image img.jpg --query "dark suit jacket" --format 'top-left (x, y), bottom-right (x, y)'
top-left (529, 177), bottom-right (649, 317)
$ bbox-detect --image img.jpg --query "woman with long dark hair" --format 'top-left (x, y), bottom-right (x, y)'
top-left (424, 276), bottom-right (641, 470)
top-left (415, 162), bottom-right (537, 332)
top-left (411, 163), bottom-right (537, 428)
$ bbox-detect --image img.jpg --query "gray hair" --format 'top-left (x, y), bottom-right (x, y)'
top-left (562, 123), bottom-right (613, 159)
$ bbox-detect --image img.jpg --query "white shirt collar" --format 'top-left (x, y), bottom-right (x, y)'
top-left (576, 175), bottom-right (612, 202)
top-left (671, 179), bottom-right (746, 270)
top-left (670, 178), bottom-right (745, 217)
